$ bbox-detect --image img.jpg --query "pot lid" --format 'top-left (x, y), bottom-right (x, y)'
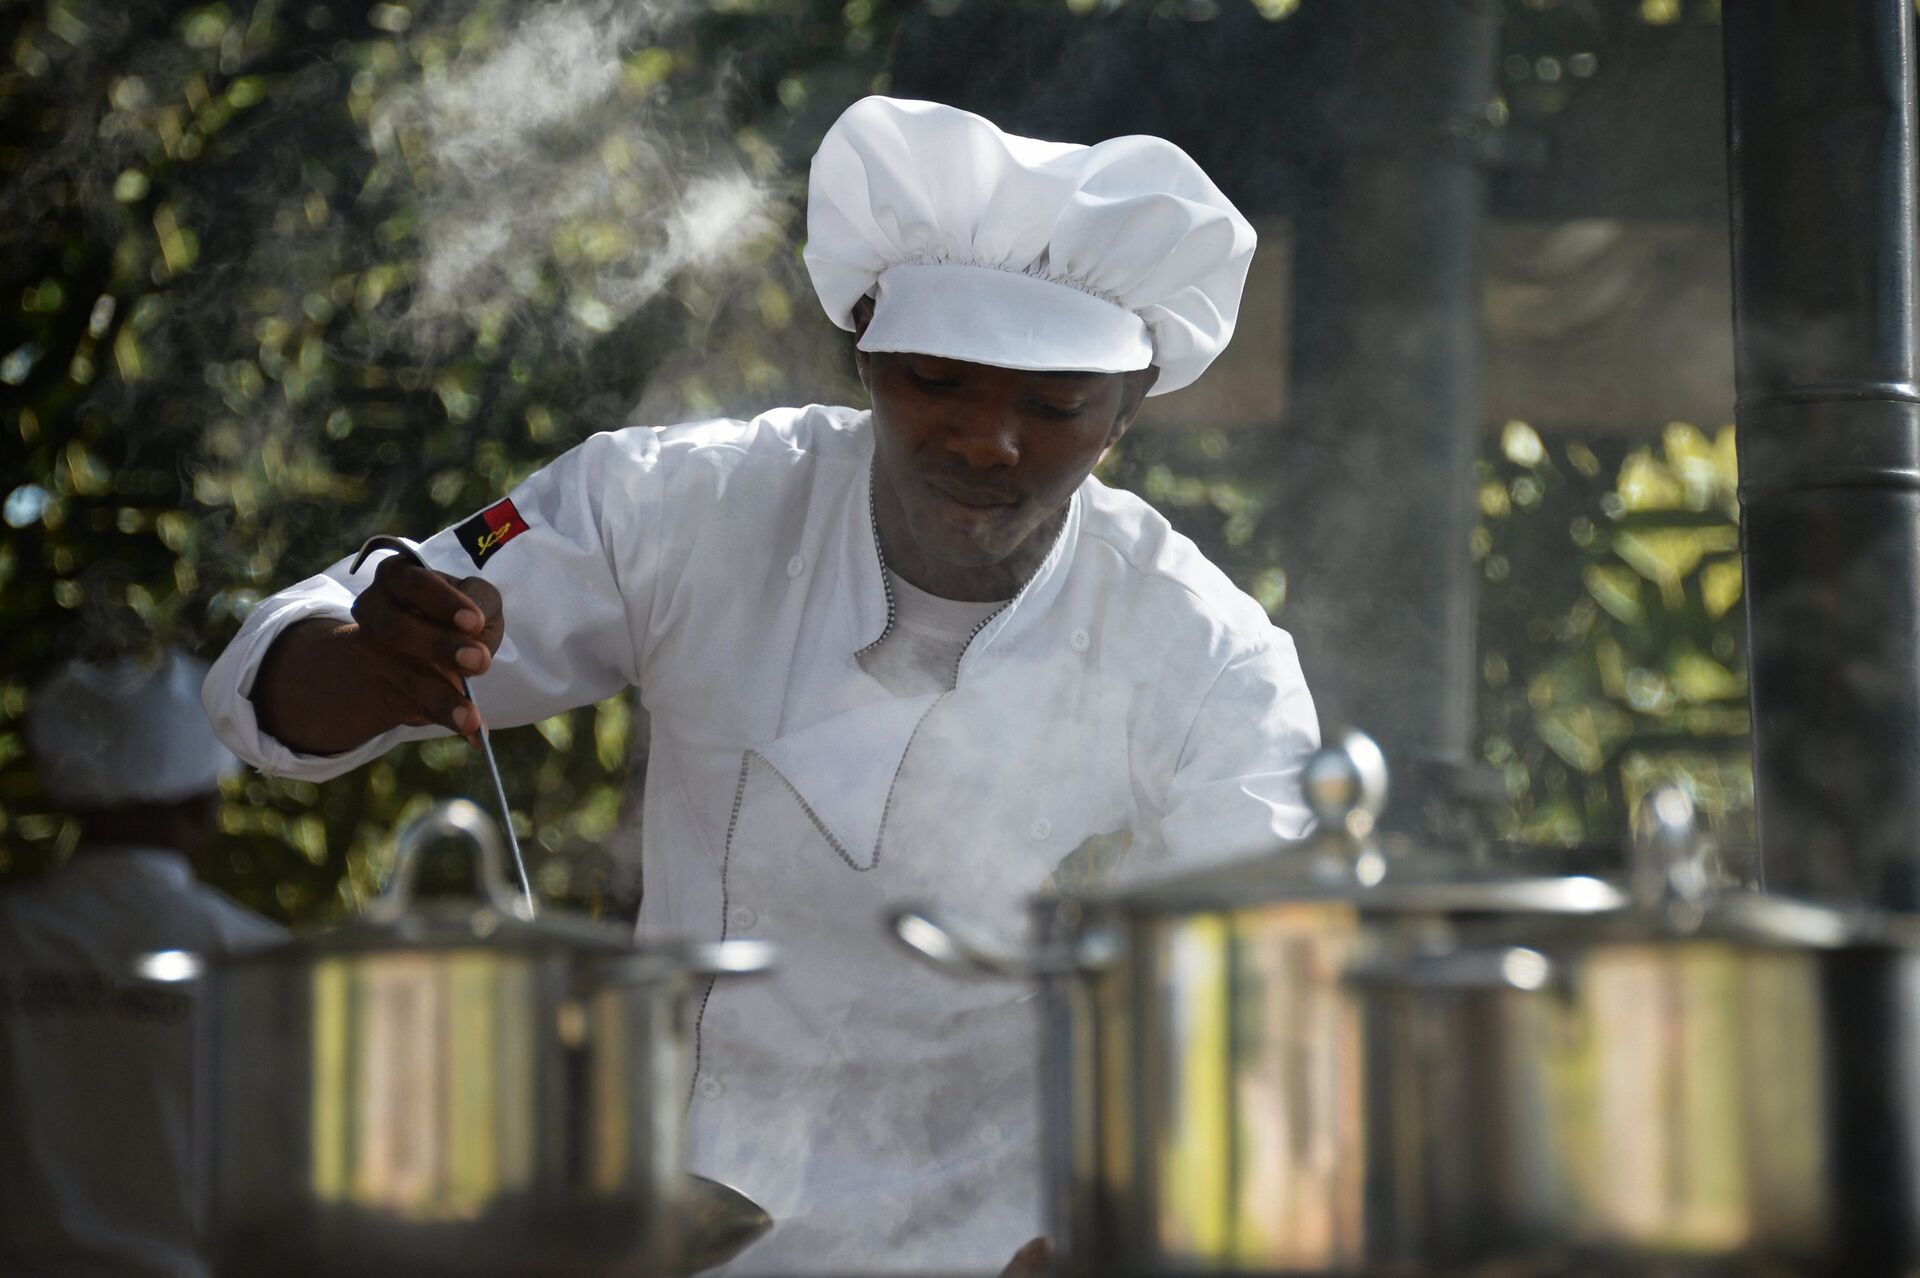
top-left (1106, 846), bottom-right (1629, 917)
top-left (1523, 887), bottom-right (1871, 948)
top-left (133, 801), bottom-right (780, 984)
top-left (1104, 733), bottom-right (1629, 916)
top-left (266, 898), bottom-right (635, 958)
top-left (1096, 739), bottom-right (1895, 948)
top-left (1492, 788), bottom-right (1897, 949)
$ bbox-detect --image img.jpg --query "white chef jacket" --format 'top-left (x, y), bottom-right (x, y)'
top-left (0, 845), bottom-right (284, 1278)
top-left (203, 404), bottom-right (1318, 1273)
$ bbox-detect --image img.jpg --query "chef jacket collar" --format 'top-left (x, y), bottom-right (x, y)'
top-left (845, 413), bottom-right (1084, 674)
top-left (752, 418), bottom-right (1086, 866)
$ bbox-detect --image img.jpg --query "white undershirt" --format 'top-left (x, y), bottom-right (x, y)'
top-left (858, 572), bottom-right (1007, 697)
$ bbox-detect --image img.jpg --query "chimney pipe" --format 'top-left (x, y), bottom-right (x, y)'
top-left (1277, 0), bottom-right (1501, 835)
top-left (1724, 0), bottom-right (1920, 907)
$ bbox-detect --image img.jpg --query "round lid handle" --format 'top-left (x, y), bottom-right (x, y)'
top-left (1629, 785), bottom-right (1710, 919)
top-left (1301, 729), bottom-right (1390, 838)
top-left (367, 799), bottom-right (533, 924)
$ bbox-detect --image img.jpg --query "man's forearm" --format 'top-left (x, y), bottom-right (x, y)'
top-left (250, 618), bottom-right (416, 756)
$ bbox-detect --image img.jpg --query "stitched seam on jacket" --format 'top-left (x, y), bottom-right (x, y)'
top-left (688, 749), bottom-right (754, 1109)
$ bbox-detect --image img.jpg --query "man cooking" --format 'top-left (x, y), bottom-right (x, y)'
top-left (202, 96), bottom-right (1318, 1273)
top-left (2, 649), bottom-right (284, 1277)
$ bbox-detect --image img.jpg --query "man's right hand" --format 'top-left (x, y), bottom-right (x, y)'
top-left (250, 556), bottom-right (504, 756)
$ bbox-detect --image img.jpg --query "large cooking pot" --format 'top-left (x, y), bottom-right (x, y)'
top-left (893, 739), bottom-right (1920, 1277)
top-left (891, 735), bottom-right (1627, 1276)
top-left (142, 799), bottom-right (773, 1278)
top-left (1405, 789), bottom-right (1920, 1277)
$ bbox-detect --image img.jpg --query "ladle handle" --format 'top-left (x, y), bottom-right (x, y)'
top-left (371, 799), bottom-right (529, 922)
top-left (351, 533), bottom-right (535, 916)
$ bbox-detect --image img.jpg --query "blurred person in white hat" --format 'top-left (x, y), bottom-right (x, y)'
top-left (203, 97), bottom-right (1316, 1273)
top-left (1, 648), bottom-right (282, 1278)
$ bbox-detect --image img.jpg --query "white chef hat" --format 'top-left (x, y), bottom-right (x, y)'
top-left (805, 96), bottom-right (1255, 396)
top-left (26, 649), bottom-right (239, 809)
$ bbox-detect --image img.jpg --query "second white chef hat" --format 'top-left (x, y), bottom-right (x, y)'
top-left (27, 649), bottom-right (239, 809)
top-left (805, 96), bottom-right (1255, 396)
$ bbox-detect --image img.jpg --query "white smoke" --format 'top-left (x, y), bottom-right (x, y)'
top-left (370, 0), bottom-right (785, 350)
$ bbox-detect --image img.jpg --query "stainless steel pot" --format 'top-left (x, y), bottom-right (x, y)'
top-left (894, 740), bottom-right (1920, 1277)
top-left (144, 799), bottom-right (773, 1278)
top-left (1402, 791), bottom-right (1920, 1277)
top-left (892, 735), bottom-right (1627, 1276)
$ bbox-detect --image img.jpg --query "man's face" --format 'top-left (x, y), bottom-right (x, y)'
top-left (856, 307), bottom-right (1157, 599)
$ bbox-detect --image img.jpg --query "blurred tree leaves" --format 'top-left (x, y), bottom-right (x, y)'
top-left (1477, 419), bottom-right (1750, 846)
top-left (0, 0), bottom-right (906, 918)
top-left (1102, 413), bottom-right (1751, 852)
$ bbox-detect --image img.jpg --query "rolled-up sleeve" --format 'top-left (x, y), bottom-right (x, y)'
top-left (203, 427), bottom-right (667, 781)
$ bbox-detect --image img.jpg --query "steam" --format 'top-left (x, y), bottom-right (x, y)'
top-left (369, 0), bottom-right (784, 352)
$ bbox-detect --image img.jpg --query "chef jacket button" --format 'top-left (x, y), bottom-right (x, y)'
top-left (1069, 628), bottom-right (1091, 652)
top-left (697, 1075), bottom-right (724, 1100)
top-left (729, 906), bottom-right (757, 930)
top-left (786, 554), bottom-right (806, 579)
top-left (1031, 818), bottom-right (1053, 841)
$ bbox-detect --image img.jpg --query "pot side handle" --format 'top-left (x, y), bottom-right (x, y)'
top-left (1343, 945), bottom-right (1555, 993)
top-left (587, 939), bottom-right (778, 988)
top-left (888, 905), bottom-right (1094, 981)
top-left (130, 949), bottom-right (206, 984)
top-left (686, 939), bottom-right (778, 977)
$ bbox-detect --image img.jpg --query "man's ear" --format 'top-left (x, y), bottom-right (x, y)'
top-left (1106, 364), bottom-right (1160, 447)
top-left (851, 295), bottom-right (876, 390)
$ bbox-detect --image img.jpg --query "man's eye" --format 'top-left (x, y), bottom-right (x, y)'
top-left (1033, 401), bottom-right (1087, 420)
top-left (906, 370), bottom-right (959, 392)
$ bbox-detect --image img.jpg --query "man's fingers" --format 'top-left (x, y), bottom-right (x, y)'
top-left (354, 581), bottom-right (493, 676)
top-left (348, 554), bottom-right (504, 740)
top-left (455, 575), bottom-right (506, 649)
top-left (369, 556), bottom-right (490, 635)
top-left (379, 658), bottom-right (481, 745)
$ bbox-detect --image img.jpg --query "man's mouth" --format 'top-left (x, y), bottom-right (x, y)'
top-left (926, 476), bottom-right (1019, 509)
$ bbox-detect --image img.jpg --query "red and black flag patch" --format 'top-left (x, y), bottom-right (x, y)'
top-left (455, 498), bottom-right (530, 569)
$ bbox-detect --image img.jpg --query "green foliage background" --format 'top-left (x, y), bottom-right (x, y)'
top-left (1, 0), bottom-right (1749, 923)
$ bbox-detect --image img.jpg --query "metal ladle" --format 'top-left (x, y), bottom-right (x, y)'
top-left (350, 534), bottom-right (536, 916)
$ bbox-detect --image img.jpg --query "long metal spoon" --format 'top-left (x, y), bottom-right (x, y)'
top-left (350, 534), bottom-right (536, 916)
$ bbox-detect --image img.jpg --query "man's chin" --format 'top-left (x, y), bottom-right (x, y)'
top-left (919, 532), bottom-right (1015, 569)
top-left (907, 515), bottom-right (1019, 569)
top-left (897, 496), bottom-right (1014, 556)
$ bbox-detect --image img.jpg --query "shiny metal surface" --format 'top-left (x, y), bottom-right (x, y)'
top-left (173, 802), bottom-right (773, 1277)
top-left (1417, 936), bottom-right (1834, 1270)
top-left (895, 735), bottom-right (1920, 1276)
top-left (1031, 895), bottom-right (1434, 1276)
top-left (1414, 842), bottom-right (1920, 1278)
top-left (675, 1175), bottom-right (773, 1277)
top-left (1393, 781), bottom-right (1920, 1274)
top-left (1724, 0), bottom-right (1920, 912)
top-left (1300, 728), bottom-right (1391, 837)
top-left (199, 943), bottom-right (688, 1276)
top-left (1026, 894), bottom-right (1920, 1277)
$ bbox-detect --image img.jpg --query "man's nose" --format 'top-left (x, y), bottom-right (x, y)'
top-left (945, 411), bottom-right (1020, 468)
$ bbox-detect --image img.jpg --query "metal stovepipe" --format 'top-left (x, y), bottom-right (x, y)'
top-left (1724, 0), bottom-right (1920, 908)
top-left (1276, 0), bottom-right (1501, 836)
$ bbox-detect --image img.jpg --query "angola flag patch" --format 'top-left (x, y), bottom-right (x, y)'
top-left (455, 498), bottom-right (530, 569)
